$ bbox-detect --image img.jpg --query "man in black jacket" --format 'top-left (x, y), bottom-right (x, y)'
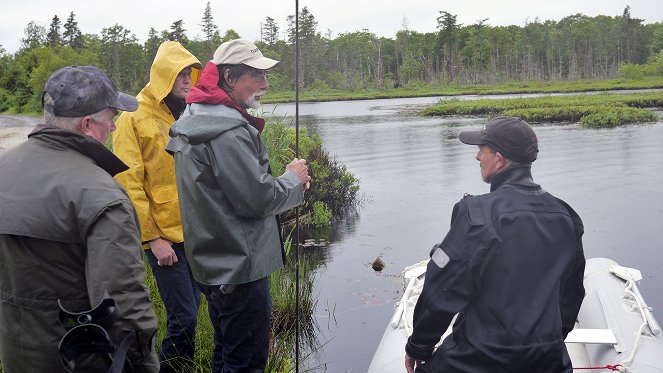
top-left (405, 117), bottom-right (585, 373)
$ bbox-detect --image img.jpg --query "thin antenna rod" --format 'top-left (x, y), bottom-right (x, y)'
top-left (294, 0), bottom-right (301, 372)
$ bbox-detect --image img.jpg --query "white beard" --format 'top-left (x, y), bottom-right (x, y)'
top-left (245, 90), bottom-right (267, 109)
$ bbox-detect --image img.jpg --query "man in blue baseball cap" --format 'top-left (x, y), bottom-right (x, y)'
top-left (0, 66), bottom-right (159, 372)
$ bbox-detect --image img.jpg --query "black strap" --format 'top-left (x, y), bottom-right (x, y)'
top-left (58, 297), bottom-right (143, 373)
top-left (107, 330), bottom-right (138, 373)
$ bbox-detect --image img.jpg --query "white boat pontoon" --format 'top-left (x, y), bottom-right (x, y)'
top-left (368, 257), bottom-right (663, 372)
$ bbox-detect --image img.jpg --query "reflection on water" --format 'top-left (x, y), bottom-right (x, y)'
top-left (263, 98), bottom-right (663, 373)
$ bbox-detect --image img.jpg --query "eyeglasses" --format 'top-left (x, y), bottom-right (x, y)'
top-left (246, 69), bottom-right (268, 83)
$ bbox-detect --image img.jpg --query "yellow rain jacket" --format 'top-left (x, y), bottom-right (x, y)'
top-left (113, 41), bottom-right (201, 244)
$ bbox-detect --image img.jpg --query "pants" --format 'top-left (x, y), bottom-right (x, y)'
top-left (199, 277), bottom-right (271, 373)
top-left (146, 244), bottom-right (200, 373)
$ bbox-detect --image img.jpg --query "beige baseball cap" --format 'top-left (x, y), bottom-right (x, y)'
top-left (211, 39), bottom-right (279, 69)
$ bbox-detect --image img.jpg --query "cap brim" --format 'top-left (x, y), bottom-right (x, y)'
top-left (244, 57), bottom-right (280, 70)
top-left (458, 130), bottom-right (485, 145)
top-left (112, 92), bottom-right (139, 112)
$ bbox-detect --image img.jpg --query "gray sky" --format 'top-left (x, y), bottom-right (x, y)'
top-left (1, 0), bottom-right (662, 54)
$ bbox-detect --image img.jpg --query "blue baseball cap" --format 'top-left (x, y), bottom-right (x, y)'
top-left (42, 66), bottom-right (138, 117)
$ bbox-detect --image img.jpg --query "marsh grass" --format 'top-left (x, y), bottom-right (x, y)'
top-left (421, 92), bottom-right (663, 128)
top-left (145, 235), bottom-right (319, 372)
top-left (260, 112), bottom-right (360, 228)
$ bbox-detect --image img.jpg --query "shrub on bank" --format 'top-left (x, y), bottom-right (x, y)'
top-left (261, 113), bottom-right (360, 228)
top-left (422, 92), bottom-right (663, 127)
top-left (502, 105), bottom-right (659, 128)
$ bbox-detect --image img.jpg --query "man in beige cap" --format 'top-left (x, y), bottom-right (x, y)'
top-left (166, 39), bottom-right (311, 373)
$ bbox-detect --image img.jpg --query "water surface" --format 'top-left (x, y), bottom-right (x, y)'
top-left (263, 96), bottom-right (663, 372)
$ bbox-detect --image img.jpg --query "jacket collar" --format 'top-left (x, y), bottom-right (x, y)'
top-left (186, 61), bottom-right (265, 133)
top-left (29, 125), bottom-right (129, 176)
top-left (489, 164), bottom-right (540, 192)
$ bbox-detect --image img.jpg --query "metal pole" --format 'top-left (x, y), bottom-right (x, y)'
top-left (294, 0), bottom-right (301, 372)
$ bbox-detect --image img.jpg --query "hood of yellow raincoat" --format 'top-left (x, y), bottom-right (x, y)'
top-left (111, 41), bottom-right (200, 244)
top-left (140, 41), bottom-right (202, 103)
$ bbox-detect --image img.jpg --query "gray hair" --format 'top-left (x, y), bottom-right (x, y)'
top-left (44, 109), bottom-right (108, 131)
top-left (216, 63), bottom-right (254, 92)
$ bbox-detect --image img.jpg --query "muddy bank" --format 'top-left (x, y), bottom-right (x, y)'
top-left (0, 115), bottom-right (40, 153)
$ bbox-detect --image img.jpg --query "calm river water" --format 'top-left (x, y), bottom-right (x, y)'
top-left (263, 94), bottom-right (663, 373)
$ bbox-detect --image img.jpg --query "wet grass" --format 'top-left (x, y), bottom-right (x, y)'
top-left (145, 236), bottom-right (317, 372)
top-left (421, 92), bottom-right (663, 128)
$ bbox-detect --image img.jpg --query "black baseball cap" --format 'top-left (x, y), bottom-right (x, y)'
top-left (458, 116), bottom-right (539, 163)
top-left (41, 66), bottom-right (138, 117)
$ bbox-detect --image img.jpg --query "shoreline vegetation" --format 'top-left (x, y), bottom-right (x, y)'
top-left (261, 76), bottom-right (663, 128)
top-left (4, 77), bottom-right (663, 126)
top-left (421, 91), bottom-right (663, 128)
top-left (262, 76), bottom-right (663, 104)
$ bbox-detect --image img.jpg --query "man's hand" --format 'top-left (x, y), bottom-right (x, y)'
top-left (149, 238), bottom-right (178, 266)
top-left (405, 353), bottom-right (422, 373)
top-left (286, 158), bottom-right (312, 190)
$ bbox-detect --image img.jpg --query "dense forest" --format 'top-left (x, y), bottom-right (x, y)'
top-left (1, 3), bottom-right (662, 113)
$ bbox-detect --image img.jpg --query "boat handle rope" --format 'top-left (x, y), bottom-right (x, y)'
top-left (616, 278), bottom-right (650, 369)
top-left (573, 364), bottom-right (624, 371)
top-left (396, 271), bottom-right (655, 372)
top-left (572, 275), bottom-right (654, 372)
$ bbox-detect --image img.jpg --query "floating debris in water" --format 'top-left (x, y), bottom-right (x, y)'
top-left (301, 239), bottom-right (328, 248)
top-left (372, 256), bottom-right (386, 271)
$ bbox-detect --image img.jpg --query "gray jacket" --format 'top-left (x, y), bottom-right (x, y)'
top-left (0, 126), bottom-right (158, 372)
top-left (166, 104), bottom-right (304, 285)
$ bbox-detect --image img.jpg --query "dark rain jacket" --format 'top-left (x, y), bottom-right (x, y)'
top-left (165, 65), bottom-right (303, 285)
top-left (406, 165), bottom-right (585, 373)
top-left (0, 126), bottom-right (159, 372)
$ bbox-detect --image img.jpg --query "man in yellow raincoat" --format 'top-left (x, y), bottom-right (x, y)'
top-left (112, 41), bottom-right (201, 373)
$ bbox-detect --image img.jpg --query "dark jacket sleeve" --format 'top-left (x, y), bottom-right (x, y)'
top-left (85, 199), bottom-right (159, 372)
top-left (406, 199), bottom-right (495, 361)
top-left (559, 211), bottom-right (586, 338)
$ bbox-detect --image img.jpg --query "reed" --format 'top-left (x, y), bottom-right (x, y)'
top-left (421, 92), bottom-right (663, 128)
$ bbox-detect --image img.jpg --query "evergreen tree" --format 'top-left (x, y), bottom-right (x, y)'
top-left (21, 21), bottom-right (46, 50)
top-left (199, 2), bottom-right (219, 57)
top-left (63, 12), bottom-right (84, 49)
top-left (167, 19), bottom-right (189, 45)
top-left (46, 15), bottom-right (62, 47)
top-left (99, 24), bottom-right (144, 92)
top-left (287, 7), bottom-right (317, 44)
top-left (144, 27), bottom-right (163, 80)
top-left (286, 7), bottom-right (318, 85)
top-left (262, 17), bottom-right (279, 45)
top-left (649, 25), bottom-right (663, 55)
top-left (200, 2), bottom-right (218, 40)
top-left (222, 29), bottom-right (240, 43)
top-left (436, 11), bottom-right (461, 81)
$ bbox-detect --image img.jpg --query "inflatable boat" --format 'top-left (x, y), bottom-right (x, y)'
top-left (367, 257), bottom-right (663, 372)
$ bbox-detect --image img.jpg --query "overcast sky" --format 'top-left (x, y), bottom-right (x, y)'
top-left (1, 0), bottom-right (662, 54)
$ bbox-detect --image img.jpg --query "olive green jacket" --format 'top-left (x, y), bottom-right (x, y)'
top-left (0, 126), bottom-right (158, 372)
top-left (166, 104), bottom-right (304, 285)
